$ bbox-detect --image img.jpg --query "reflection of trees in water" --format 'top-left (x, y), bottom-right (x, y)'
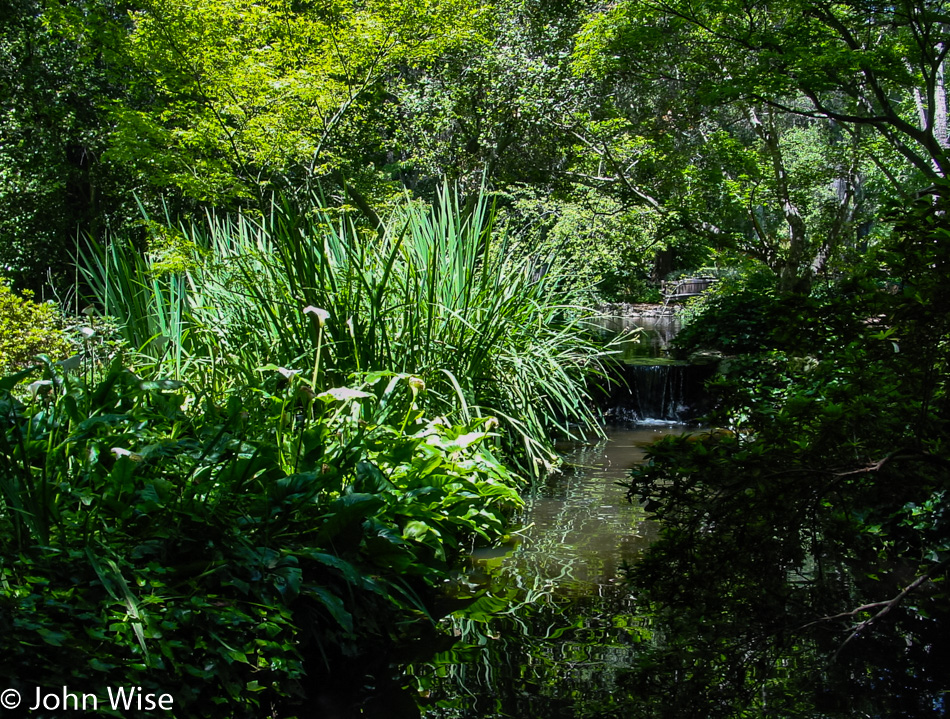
top-left (416, 431), bottom-right (950, 719)
top-left (621, 547), bottom-right (950, 718)
top-left (417, 572), bottom-right (656, 719)
top-left (623, 433), bottom-right (950, 719)
top-left (502, 428), bottom-right (668, 592)
top-left (420, 525), bottom-right (949, 719)
top-left (413, 429), bottom-right (669, 718)
top-left (596, 315), bottom-right (681, 360)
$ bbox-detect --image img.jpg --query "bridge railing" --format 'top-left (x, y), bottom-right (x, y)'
top-left (662, 276), bottom-right (718, 306)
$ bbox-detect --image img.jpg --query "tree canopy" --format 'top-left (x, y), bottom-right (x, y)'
top-left (6, 0), bottom-right (948, 293)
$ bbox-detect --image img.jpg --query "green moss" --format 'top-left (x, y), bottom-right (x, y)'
top-left (622, 356), bottom-right (686, 366)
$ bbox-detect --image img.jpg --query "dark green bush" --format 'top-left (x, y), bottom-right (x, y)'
top-left (618, 190), bottom-right (950, 718)
top-left (671, 279), bottom-right (880, 358)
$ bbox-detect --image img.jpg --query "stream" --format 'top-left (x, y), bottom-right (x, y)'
top-left (402, 314), bottom-right (950, 719)
top-left (407, 315), bottom-right (699, 717)
top-left (481, 424), bottom-right (682, 594)
top-left (415, 423), bottom-right (693, 718)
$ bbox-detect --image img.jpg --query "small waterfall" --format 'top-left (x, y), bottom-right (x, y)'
top-left (595, 312), bottom-right (714, 424)
top-left (630, 364), bottom-right (685, 422)
top-left (604, 362), bottom-right (714, 424)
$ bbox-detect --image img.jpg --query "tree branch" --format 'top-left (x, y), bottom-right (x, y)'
top-left (833, 555), bottom-right (950, 660)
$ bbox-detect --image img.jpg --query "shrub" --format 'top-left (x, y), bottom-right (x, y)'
top-left (0, 282), bottom-right (70, 371)
top-left (672, 280), bottom-right (878, 358)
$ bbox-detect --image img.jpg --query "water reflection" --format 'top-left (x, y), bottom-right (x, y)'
top-left (418, 588), bottom-right (652, 719)
top-left (499, 425), bottom-right (682, 594)
top-left (414, 424), bottom-right (686, 718)
top-left (596, 313), bottom-right (680, 361)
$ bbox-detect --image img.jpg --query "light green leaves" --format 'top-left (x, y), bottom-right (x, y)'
top-left (112, 0), bottom-right (482, 202)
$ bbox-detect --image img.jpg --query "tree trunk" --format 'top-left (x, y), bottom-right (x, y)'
top-left (747, 105), bottom-right (811, 293)
top-left (935, 53), bottom-right (948, 151)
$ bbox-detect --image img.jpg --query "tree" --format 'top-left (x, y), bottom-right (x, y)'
top-left (391, 0), bottom-right (596, 194)
top-left (681, 104), bottom-right (876, 292)
top-left (110, 0), bottom-right (481, 211)
top-left (570, 1), bottom-right (894, 292)
top-left (0, 0), bottom-right (141, 292)
top-left (579, 0), bottom-right (950, 186)
top-left (617, 188), bottom-right (950, 714)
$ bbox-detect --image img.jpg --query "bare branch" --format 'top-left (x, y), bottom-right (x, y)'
top-left (834, 555), bottom-right (950, 660)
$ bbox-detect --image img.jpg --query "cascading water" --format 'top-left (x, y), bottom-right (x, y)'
top-left (607, 361), bottom-right (713, 423)
top-left (595, 313), bottom-right (715, 424)
top-left (628, 363), bottom-right (687, 422)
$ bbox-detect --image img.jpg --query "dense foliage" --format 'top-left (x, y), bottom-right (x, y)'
top-left (9, 0), bottom-right (933, 297)
top-left (5, 0), bottom-right (950, 715)
top-left (0, 181), bottom-right (611, 716)
top-left (0, 283), bottom-right (71, 371)
top-left (0, 358), bottom-right (523, 716)
top-left (80, 188), bottom-right (610, 475)
top-left (620, 192), bottom-right (950, 717)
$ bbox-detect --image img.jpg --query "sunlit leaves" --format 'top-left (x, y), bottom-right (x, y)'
top-left (111, 0), bottom-right (482, 202)
top-left (579, 0), bottom-right (950, 180)
top-left (0, 361), bottom-right (523, 714)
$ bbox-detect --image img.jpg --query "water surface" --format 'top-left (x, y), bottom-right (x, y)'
top-left (595, 313), bottom-right (681, 361)
top-left (492, 424), bottom-right (684, 594)
top-left (418, 424), bottom-right (692, 718)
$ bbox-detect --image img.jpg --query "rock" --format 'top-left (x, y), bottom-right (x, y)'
top-left (687, 350), bottom-right (723, 366)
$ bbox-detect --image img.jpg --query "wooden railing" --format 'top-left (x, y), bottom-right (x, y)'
top-left (662, 276), bottom-right (718, 305)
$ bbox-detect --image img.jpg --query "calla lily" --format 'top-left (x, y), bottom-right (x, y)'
top-left (27, 380), bottom-right (51, 396)
top-left (303, 306), bottom-right (330, 327)
top-left (57, 355), bottom-right (82, 371)
top-left (317, 387), bottom-right (373, 401)
top-left (111, 447), bottom-right (143, 461)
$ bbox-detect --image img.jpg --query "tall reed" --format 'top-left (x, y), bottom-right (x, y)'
top-left (81, 186), bottom-right (611, 474)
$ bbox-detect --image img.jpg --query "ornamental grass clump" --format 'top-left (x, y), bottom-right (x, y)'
top-left (81, 185), bottom-right (611, 474)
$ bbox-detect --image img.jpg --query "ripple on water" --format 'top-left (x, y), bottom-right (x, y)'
top-left (417, 424), bottom-right (693, 719)
top-left (498, 423), bottom-right (686, 595)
